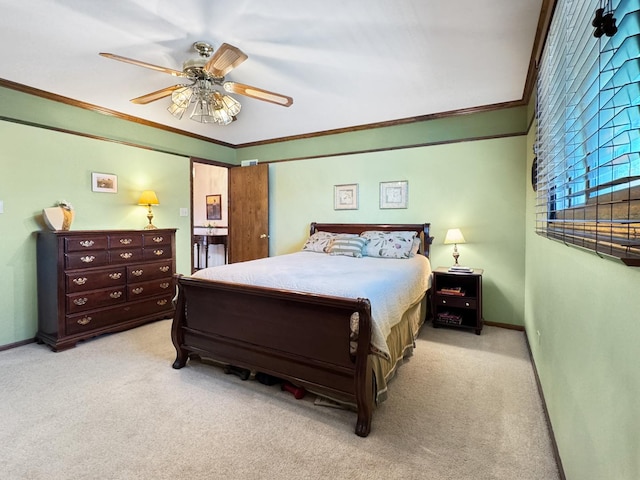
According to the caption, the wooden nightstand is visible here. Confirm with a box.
[432,267,483,335]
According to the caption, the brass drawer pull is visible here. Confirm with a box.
[77,316,92,325]
[132,269,143,276]
[72,277,87,285]
[79,240,94,248]
[109,272,122,280]
[80,255,95,263]
[119,238,132,245]
[160,266,170,273]
[132,287,144,295]
[157,299,168,306]
[441,299,447,304]
[120,252,133,259]
[110,291,123,299]
[153,249,164,256]
[73,298,88,306]
[465,302,470,307]
[160,282,170,289]
[152,236,164,243]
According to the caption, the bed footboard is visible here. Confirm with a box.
[171,274,375,437]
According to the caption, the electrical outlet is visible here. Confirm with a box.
[179,208,189,217]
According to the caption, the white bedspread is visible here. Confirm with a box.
[191,252,432,357]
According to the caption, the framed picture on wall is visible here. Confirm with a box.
[206,194,222,220]
[91,172,118,193]
[379,180,408,209]
[334,184,359,210]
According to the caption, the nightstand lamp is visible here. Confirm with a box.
[138,190,159,230]
[444,228,466,266]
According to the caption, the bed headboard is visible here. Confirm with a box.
[309,222,434,258]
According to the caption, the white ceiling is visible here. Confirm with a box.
[0,0,543,146]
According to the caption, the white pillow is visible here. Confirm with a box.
[360,231,417,259]
[409,236,421,257]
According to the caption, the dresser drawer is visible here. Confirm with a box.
[127,278,174,300]
[127,261,173,282]
[66,267,126,293]
[66,287,126,313]
[435,296,477,309]
[144,232,171,246]
[65,236,108,252]
[65,251,109,270]
[110,248,144,264]
[143,246,172,260]
[65,294,173,336]
[110,233,143,249]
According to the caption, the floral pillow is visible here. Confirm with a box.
[360,230,417,259]
[302,231,336,253]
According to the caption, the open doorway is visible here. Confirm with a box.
[191,159,229,272]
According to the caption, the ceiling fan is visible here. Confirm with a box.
[100,41,293,126]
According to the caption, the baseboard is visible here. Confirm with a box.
[484,320,524,331]
[524,332,567,480]
[0,337,36,352]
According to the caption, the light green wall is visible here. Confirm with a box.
[269,136,527,327]
[237,106,528,162]
[0,85,237,164]
[0,121,192,345]
[524,126,640,480]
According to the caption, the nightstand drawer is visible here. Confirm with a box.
[435,296,476,309]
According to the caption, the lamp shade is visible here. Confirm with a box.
[444,228,466,245]
[138,190,159,206]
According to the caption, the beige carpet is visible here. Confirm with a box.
[0,320,560,480]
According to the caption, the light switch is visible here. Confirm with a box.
[179,208,189,217]
[0,200,4,213]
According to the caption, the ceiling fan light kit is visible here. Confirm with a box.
[100,41,293,126]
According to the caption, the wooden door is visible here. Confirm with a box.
[228,163,269,263]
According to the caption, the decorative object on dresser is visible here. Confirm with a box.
[443,228,468,270]
[36,229,177,351]
[42,200,74,231]
[138,191,160,230]
[432,267,483,335]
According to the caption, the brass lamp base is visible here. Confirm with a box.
[452,244,460,265]
[144,206,157,230]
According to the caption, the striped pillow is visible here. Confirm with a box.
[328,236,367,258]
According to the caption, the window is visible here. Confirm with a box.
[535,0,640,265]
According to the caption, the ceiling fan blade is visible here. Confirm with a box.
[99,52,187,78]
[130,85,183,104]
[204,43,248,77]
[223,82,293,107]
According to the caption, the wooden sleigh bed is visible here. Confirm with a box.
[171,222,433,437]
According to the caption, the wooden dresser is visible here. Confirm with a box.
[36,229,177,351]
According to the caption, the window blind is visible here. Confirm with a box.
[535,0,640,265]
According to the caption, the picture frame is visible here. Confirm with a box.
[334,183,359,210]
[91,172,118,193]
[206,194,222,220]
[379,180,408,209]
